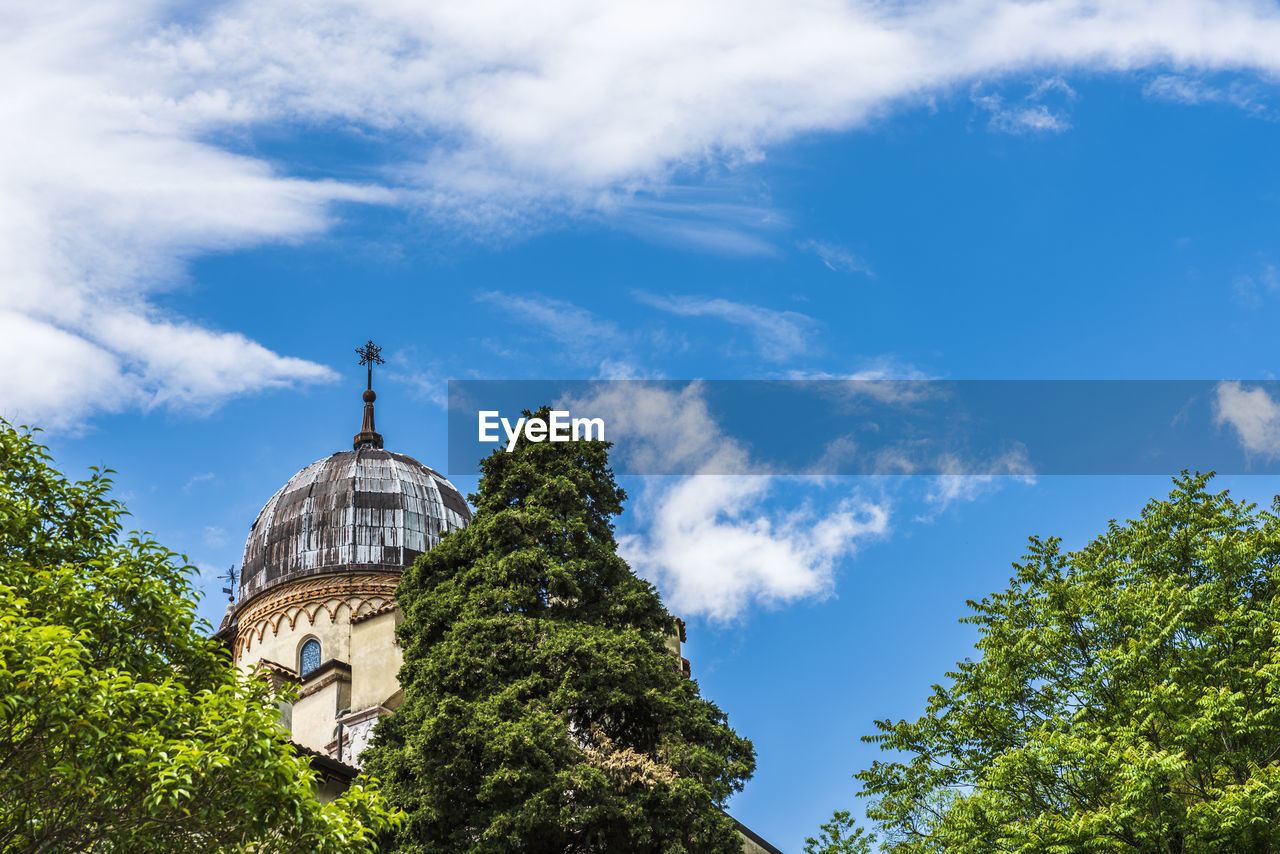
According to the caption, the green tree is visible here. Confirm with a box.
[362,408,754,853]
[0,423,399,853]
[804,811,875,854]
[855,473,1280,852]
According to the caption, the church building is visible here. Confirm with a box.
[217,346,782,853]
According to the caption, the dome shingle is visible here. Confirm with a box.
[239,447,470,603]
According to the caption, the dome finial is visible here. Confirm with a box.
[353,340,385,450]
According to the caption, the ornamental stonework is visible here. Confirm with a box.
[234,571,400,657]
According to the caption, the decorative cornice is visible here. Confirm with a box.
[233,571,400,659]
[350,600,398,625]
[236,569,400,622]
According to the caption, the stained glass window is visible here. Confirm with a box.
[300,638,321,675]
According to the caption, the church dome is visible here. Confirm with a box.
[238,343,471,605]
[239,448,471,603]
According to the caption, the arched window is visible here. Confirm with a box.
[300,638,321,675]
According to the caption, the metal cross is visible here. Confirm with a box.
[355,340,384,390]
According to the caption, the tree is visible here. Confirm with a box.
[855,473,1280,852]
[804,811,875,854]
[362,407,755,853]
[0,422,400,853]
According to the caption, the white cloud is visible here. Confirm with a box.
[971,77,1075,134]
[167,0,1280,202]
[621,477,888,621]
[798,239,874,275]
[0,1,377,428]
[1029,77,1078,101]
[596,359,663,381]
[920,448,1037,514]
[1144,74,1271,116]
[472,293,693,379]
[773,372,1039,496]
[183,472,216,492]
[635,292,816,360]
[1214,380,1280,458]
[988,101,1071,134]
[473,291,635,374]
[0,312,129,428]
[0,305,339,430]
[786,360,940,410]
[787,356,934,382]
[565,379,1039,617]
[93,313,336,411]
[567,380,751,475]
[572,381,889,619]
[10,0,1280,424]
[607,190,785,255]
[386,370,448,409]
[475,292,621,351]
[1145,75,1213,104]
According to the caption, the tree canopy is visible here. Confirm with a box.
[804,811,875,854]
[856,473,1280,852]
[0,423,399,853]
[362,407,755,853]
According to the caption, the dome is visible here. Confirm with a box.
[239,447,471,603]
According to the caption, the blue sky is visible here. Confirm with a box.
[11,1,1280,849]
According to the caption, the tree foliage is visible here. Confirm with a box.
[804,811,876,854]
[857,473,1280,852]
[362,408,755,853]
[0,423,399,853]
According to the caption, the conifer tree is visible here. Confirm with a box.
[363,408,755,853]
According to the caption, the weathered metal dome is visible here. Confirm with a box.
[239,448,471,603]
[236,345,471,605]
